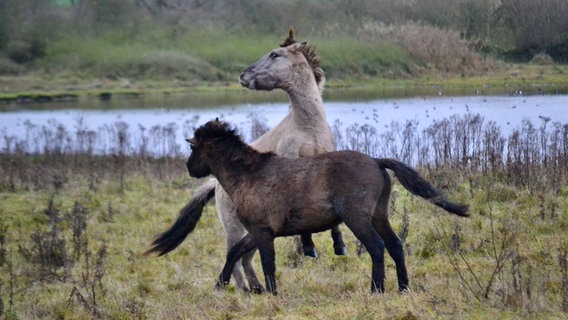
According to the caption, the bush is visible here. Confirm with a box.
[531,53,555,65]
[0,56,25,75]
[494,0,568,60]
[393,23,493,74]
[5,39,45,64]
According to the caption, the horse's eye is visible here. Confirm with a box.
[269,52,280,59]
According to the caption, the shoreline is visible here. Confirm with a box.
[2,64,568,104]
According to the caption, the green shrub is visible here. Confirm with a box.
[5,39,46,65]
[0,56,25,75]
[494,0,568,60]
[531,53,555,65]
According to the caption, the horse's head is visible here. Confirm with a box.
[240,28,324,92]
[239,42,310,91]
[186,119,240,178]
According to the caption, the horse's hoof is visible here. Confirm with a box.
[399,287,411,294]
[371,284,385,294]
[334,246,347,256]
[215,280,229,291]
[250,286,264,295]
[303,248,318,258]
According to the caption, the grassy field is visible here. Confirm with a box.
[1,116,567,319]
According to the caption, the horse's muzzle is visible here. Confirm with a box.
[239,72,253,89]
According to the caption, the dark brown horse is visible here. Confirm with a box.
[186,119,469,295]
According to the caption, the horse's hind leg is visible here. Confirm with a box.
[230,260,248,291]
[341,216,386,292]
[298,234,317,257]
[331,225,347,255]
[217,233,257,290]
[240,249,263,294]
[354,226,386,292]
[373,217,409,292]
[372,171,409,292]
[297,226,347,258]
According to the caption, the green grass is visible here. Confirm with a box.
[2,21,568,102]
[0,157,566,319]
[317,36,414,78]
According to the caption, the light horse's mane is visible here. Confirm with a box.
[281,27,325,90]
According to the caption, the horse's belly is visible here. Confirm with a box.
[276,208,339,237]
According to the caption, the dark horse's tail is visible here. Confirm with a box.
[376,158,469,217]
[144,179,217,256]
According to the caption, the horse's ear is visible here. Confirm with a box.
[280,26,296,47]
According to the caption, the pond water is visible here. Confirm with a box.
[1,90,567,155]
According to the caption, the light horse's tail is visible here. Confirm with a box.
[144,178,217,256]
[376,158,469,217]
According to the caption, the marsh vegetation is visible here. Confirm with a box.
[0,113,567,319]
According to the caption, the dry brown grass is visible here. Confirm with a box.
[393,23,495,75]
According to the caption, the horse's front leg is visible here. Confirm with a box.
[253,229,278,295]
[216,233,257,290]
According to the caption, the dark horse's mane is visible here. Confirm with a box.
[193,119,240,144]
[194,120,275,173]
[281,27,324,86]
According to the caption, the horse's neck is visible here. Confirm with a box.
[286,76,327,131]
[250,70,331,154]
[212,158,247,197]
[211,145,268,196]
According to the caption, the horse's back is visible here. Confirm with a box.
[227,149,386,239]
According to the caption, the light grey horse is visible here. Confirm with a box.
[146,30,346,293]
